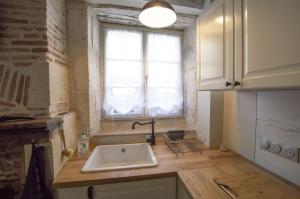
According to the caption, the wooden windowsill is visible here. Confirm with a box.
[93,127,195,136]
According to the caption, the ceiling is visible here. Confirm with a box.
[73,0,203,29]
[93,4,199,30]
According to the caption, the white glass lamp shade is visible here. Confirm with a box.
[139,0,177,28]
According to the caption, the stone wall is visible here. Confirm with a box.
[0,0,50,116]
[0,113,78,197]
[0,136,27,196]
[0,0,69,117]
[47,0,69,116]
[0,0,78,197]
[0,131,50,197]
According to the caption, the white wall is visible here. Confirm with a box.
[196,91,211,144]
[223,90,300,185]
[223,91,256,160]
[255,91,300,186]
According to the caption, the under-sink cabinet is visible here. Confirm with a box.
[57,177,176,199]
[198,0,300,90]
[176,178,192,199]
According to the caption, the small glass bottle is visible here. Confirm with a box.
[77,131,90,157]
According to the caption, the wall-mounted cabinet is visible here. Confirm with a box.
[198,0,300,90]
[198,0,234,90]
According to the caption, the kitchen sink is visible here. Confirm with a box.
[81,143,158,172]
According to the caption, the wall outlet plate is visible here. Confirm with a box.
[259,139,299,163]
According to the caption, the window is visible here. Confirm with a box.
[103,26,183,118]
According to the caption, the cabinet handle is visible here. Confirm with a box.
[87,186,94,199]
[234,81,241,87]
[225,81,232,87]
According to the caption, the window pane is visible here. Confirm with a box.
[104,28,144,117]
[105,29,143,60]
[147,88,183,116]
[147,33,181,63]
[148,62,182,87]
[104,88,144,116]
[105,60,143,87]
[146,33,183,117]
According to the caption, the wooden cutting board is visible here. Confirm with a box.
[178,161,300,199]
[213,172,300,199]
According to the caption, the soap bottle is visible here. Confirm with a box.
[77,129,90,157]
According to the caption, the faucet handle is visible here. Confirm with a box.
[146,134,155,145]
[146,135,151,142]
[151,118,156,123]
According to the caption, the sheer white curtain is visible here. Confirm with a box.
[146,33,183,117]
[103,28,144,116]
[103,28,183,118]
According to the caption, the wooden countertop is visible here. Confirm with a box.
[53,141,300,198]
[178,159,300,199]
[53,141,235,188]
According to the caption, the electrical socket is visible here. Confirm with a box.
[259,138,299,163]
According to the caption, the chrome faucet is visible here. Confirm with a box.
[132,118,156,145]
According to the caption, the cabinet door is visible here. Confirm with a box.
[198,0,234,90]
[235,0,300,89]
[177,178,192,199]
[93,177,176,199]
[57,177,176,199]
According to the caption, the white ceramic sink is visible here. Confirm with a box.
[81,143,158,172]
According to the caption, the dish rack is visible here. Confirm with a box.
[163,131,204,157]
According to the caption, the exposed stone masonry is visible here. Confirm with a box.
[0,0,70,197]
[47,0,69,115]
[0,0,69,117]
[46,0,67,66]
[0,0,47,116]
[0,130,53,198]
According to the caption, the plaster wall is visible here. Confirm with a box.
[196,91,210,144]
[183,23,197,129]
[87,6,101,133]
[223,91,256,160]
[67,2,101,132]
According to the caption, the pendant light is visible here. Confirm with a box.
[139,0,177,28]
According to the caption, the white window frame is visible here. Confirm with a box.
[100,23,184,120]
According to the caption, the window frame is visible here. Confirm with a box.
[100,23,184,120]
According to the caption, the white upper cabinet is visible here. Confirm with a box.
[198,0,234,90]
[235,0,300,89]
[198,0,300,90]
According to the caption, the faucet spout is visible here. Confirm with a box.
[132,121,143,129]
[131,118,156,145]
